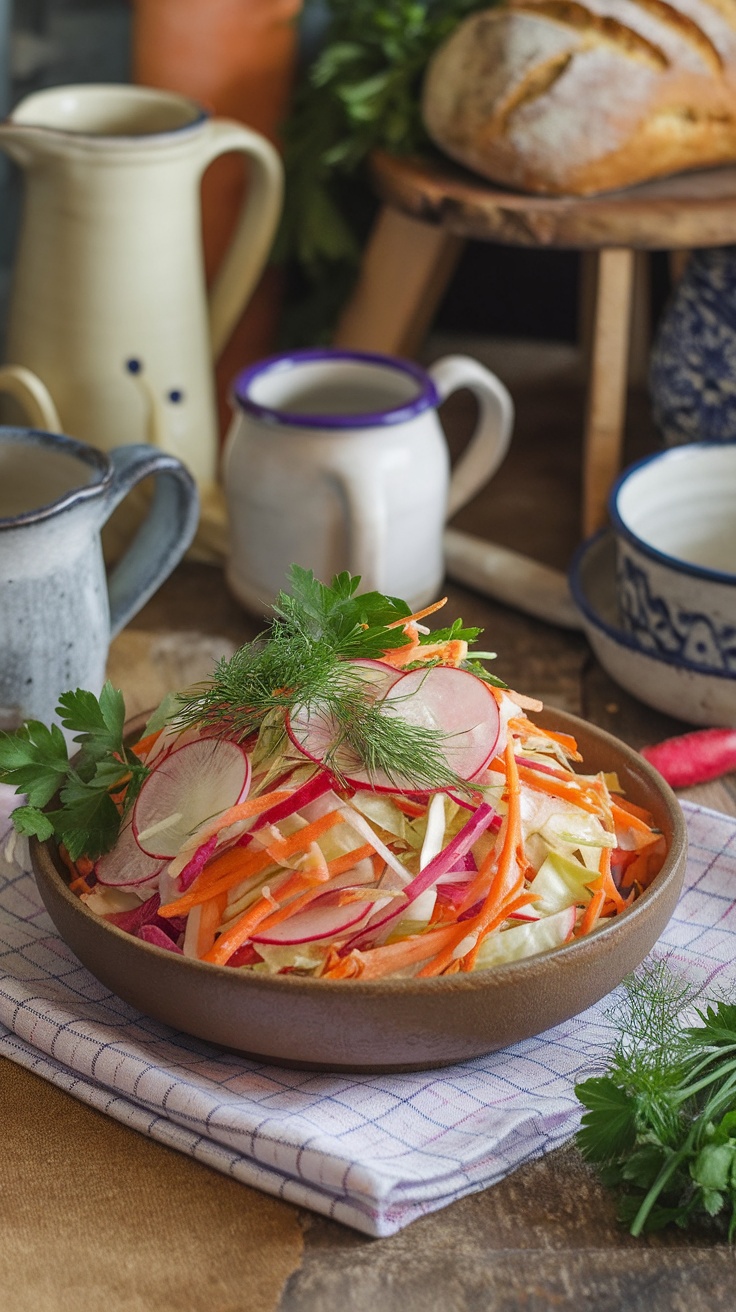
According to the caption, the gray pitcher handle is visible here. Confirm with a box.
[103,445,199,637]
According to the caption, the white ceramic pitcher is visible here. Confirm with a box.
[0,83,283,491]
[223,349,514,612]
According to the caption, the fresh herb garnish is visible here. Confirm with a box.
[0,682,148,860]
[576,960,736,1239]
[176,566,503,790]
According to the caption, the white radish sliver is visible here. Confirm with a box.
[419,793,446,871]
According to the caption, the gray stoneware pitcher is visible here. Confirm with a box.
[0,429,198,730]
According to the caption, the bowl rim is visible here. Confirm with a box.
[608,442,736,586]
[31,706,687,998]
[569,530,736,681]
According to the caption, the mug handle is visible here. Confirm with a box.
[428,355,514,519]
[102,446,199,637]
[0,364,62,430]
[197,119,284,361]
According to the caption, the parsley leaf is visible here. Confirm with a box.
[0,720,69,807]
[57,683,126,759]
[10,805,55,842]
[0,680,147,861]
[576,1077,637,1162]
[277,566,411,654]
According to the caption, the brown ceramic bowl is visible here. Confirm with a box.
[30,708,686,1072]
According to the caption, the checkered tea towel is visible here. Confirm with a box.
[0,791,733,1237]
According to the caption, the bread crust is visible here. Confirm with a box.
[422,1,736,195]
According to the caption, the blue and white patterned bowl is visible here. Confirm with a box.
[609,444,736,675]
[569,531,736,728]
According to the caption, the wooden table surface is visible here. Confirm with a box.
[2,372,736,1311]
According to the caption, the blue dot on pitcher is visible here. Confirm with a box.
[126,358,142,375]
[167,389,184,404]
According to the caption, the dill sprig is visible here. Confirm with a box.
[576,959,736,1239]
[313,692,463,793]
[175,566,499,793]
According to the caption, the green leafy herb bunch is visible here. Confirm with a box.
[0,684,148,860]
[577,960,736,1240]
[277,0,491,343]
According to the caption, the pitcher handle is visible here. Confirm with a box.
[103,446,199,637]
[0,365,62,431]
[197,119,284,361]
[428,355,514,519]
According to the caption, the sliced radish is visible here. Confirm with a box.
[251,771,334,831]
[177,834,218,892]
[250,897,375,946]
[137,924,184,953]
[285,660,405,788]
[380,666,501,781]
[133,737,251,859]
[288,664,500,794]
[95,820,165,888]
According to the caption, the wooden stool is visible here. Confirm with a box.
[335,152,736,537]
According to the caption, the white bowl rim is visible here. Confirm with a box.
[569,529,736,681]
[608,443,736,586]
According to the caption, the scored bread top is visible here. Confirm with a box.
[422,0,736,194]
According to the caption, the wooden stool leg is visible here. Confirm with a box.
[333,205,464,357]
[582,247,636,536]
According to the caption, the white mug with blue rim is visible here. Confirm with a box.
[222,349,514,612]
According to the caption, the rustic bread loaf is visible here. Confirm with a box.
[421,0,736,194]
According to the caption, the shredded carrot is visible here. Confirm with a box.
[322,921,463,980]
[408,639,468,667]
[202,862,332,966]
[181,787,294,850]
[159,847,273,918]
[464,745,525,944]
[420,742,524,977]
[262,808,344,864]
[130,729,162,760]
[69,874,92,894]
[610,799,657,835]
[324,843,374,878]
[380,639,419,668]
[509,716,581,757]
[620,848,663,891]
[386,598,448,629]
[160,810,348,919]
[59,846,94,879]
[197,892,227,958]
[229,846,375,946]
[589,846,626,914]
[197,816,366,965]
[516,764,603,816]
[577,888,606,937]
[371,853,386,880]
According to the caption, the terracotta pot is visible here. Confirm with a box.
[132,0,302,439]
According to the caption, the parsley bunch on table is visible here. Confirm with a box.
[0,683,148,860]
[577,961,736,1239]
[277,0,490,343]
